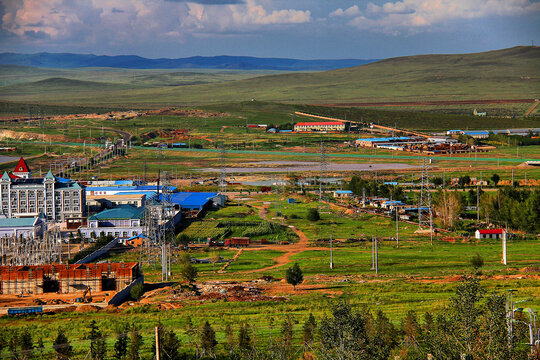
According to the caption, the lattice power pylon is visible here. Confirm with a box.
[418,157,433,236]
[319,140,328,207]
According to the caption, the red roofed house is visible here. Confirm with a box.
[475,229,507,239]
[13,157,31,179]
[294,121,345,132]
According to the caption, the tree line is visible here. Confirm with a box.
[1,276,536,360]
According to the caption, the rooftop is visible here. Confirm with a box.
[357,137,411,142]
[88,205,145,220]
[296,121,344,126]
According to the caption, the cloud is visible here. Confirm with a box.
[0,0,311,47]
[165,0,245,4]
[331,0,540,34]
[329,5,360,17]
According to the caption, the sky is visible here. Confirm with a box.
[0,0,539,59]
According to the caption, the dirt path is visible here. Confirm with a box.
[241,204,327,273]
[525,100,539,116]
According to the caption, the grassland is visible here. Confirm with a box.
[0,46,538,106]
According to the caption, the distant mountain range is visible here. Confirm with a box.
[0,52,378,71]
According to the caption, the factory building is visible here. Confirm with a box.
[294,121,345,132]
[355,137,413,148]
[0,262,140,295]
[0,158,85,222]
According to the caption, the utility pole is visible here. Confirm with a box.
[476,185,480,222]
[502,229,508,265]
[396,209,399,248]
[371,235,375,270]
[374,237,379,274]
[155,326,161,360]
[330,234,334,269]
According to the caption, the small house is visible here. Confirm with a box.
[333,190,353,198]
[475,229,506,239]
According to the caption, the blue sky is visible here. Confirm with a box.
[1,0,539,59]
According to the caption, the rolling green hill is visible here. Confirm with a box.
[0,46,538,106]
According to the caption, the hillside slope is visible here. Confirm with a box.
[0,46,538,106]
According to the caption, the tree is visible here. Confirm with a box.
[225,323,235,355]
[306,208,320,221]
[180,262,198,284]
[433,190,464,228]
[491,173,500,186]
[432,176,443,187]
[319,302,371,360]
[281,316,294,356]
[470,253,484,270]
[89,320,106,360]
[19,329,34,360]
[480,295,510,360]
[285,262,304,290]
[209,251,220,272]
[53,329,72,360]
[130,283,145,302]
[127,325,143,360]
[302,313,317,349]
[113,325,129,360]
[200,321,217,358]
[238,323,252,352]
[176,233,190,249]
[459,175,471,187]
[155,328,182,360]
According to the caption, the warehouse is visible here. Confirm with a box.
[355,137,413,147]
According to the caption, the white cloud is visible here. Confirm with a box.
[329,5,360,17]
[0,0,311,46]
[330,0,540,34]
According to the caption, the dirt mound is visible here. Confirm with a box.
[520,266,540,273]
[144,108,228,117]
[51,306,77,314]
[75,305,101,313]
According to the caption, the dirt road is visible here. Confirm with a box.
[241,205,327,273]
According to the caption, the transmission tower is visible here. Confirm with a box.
[319,140,328,207]
[418,157,433,242]
[219,142,227,193]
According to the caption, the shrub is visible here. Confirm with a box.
[306,208,320,221]
[130,283,145,302]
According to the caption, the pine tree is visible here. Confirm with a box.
[180,262,198,284]
[225,323,234,355]
[53,329,72,360]
[160,329,181,360]
[113,325,129,360]
[19,329,34,360]
[200,321,217,358]
[281,316,293,357]
[285,262,303,290]
[89,320,106,360]
[238,324,252,352]
[302,313,317,348]
[127,325,143,360]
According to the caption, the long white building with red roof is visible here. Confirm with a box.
[294,121,345,132]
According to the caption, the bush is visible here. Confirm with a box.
[470,253,484,269]
[130,283,145,301]
[306,208,320,221]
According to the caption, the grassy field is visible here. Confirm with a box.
[1,236,538,359]
[0,46,538,106]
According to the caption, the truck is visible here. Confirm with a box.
[225,237,250,247]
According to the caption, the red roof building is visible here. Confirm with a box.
[475,229,507,239]
[13,157,31,178]
[294,121,345,132]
